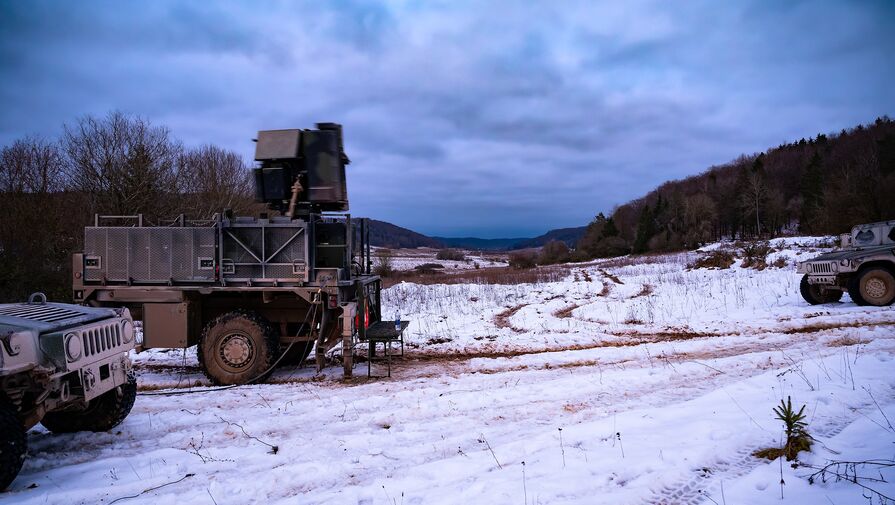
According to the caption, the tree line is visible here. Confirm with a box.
[0,111,257,301]
[574,116,895,260]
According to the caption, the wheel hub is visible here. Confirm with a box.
[865,277,888,299]
[220,333,254,368]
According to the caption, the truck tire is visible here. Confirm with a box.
[849,267,895,307]
[198,311,279,385]
[799,274,843,304]
[0,401,26,491]
[40,373,137,434]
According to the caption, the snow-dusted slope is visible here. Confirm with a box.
[4,238,894,504]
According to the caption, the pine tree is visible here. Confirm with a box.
[799,152,824,232]
[602,217,619,238]
[633,204,654,253]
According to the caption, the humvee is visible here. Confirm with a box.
[797,220,895,306]
[0,293,137,490]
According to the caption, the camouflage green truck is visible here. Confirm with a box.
[1,294,137,490]
[797,220,895,306]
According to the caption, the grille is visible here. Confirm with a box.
[0,304,83,323]
[80,322,123,358]
[810,262,834,274]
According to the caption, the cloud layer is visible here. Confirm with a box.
[1,0,893,237]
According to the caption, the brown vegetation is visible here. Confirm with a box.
[381,264,570,288]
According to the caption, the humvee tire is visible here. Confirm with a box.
[849,267,895,307]
[41,374,137,434]
[799,274,843,304]
[198,311,279,385]
[0,401,26,490]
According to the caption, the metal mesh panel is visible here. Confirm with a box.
[84,226,216,283]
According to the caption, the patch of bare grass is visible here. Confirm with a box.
[494,304,527,333]
[631,284,654,298]
[688,250,735,270]
[827,336,870,347]
[553,304,579,319]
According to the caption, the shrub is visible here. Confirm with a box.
[436,249,465,261]
[688,250,736,270]
[413,262,444,274]
[373,249,395,277]
[538,240,570,265]
[741,241,771,270]
[508,251,538,269]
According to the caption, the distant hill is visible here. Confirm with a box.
[368,220,586,251]
[514,226,587,249]
[432,236,528,250]
[366,219,445,248]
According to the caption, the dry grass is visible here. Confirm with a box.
[494,304,527,333]
[827,336,871,347]
[553,304,580,319]
[688,250,736,270]
[381,264,570,288]
[631,284,654,298]
[600,269,624,284]
[783,320,895,334]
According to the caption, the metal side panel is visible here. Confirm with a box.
[84,227,216,284]
[143,302,195,348]
[221,220,309,284]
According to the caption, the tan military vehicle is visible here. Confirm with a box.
[1,294,136,490]
[797,220,895,306]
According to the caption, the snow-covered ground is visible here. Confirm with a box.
[4,238,895,504]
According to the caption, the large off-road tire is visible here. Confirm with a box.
[799,274,843,305]
[40,373,137,434]
[0,401,26,491]
[198,311,279,385]
[849,267,895,307]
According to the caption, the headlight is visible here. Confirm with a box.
[839,259,850,267]
[64,332,82,361]
[121,320,134,344]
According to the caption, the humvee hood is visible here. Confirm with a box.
[807,245,895,263]
[0,303,118,335]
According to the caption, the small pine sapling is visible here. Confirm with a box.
[755,396,813,461]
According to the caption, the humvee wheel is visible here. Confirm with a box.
[198,311,279,385]
[0,401,26,490]
[799,274,843,305]
[849,267,895,307]
[40,373,137,433]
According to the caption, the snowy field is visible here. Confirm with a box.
[376,247,509,272]
[4,238,895,504]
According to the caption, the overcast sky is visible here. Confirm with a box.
[1,1,893,237]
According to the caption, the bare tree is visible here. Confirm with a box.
[61,111,183,219]
[740,167,767,236]
[0,137,77,301]
[177,145,255,218]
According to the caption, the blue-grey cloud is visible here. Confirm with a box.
[1,0,893,237]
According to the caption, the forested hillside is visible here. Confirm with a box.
[577,117,895,258]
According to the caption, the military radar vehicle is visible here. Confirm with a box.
[797,220,895,306]
[72,124,401,385]
[1,293,136,490]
